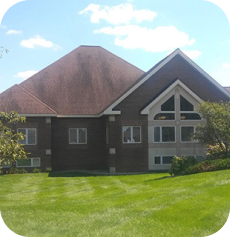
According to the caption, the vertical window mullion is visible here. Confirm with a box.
[77,129,79,144]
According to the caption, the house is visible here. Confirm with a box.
[0,46,230,173]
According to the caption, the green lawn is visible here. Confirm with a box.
[0,170,230,237]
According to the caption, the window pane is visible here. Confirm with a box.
[69,129,77,144]
[32,158,40,167]
[162,156,174,164]
[154,156,161,164]
[181,127,194,142]
[180,95,193,111]
[154,113,175,120]
[154,127,160,142]
[161,96,175,111]
[180,113,201,120]
[17,159,31,167]
[79,128,87,144]
[162,127,175,142]
[18,129,26,145]
[133,127,141,143]
[196,156,203,161]
[28,128,36,145]
[123,127,131,143]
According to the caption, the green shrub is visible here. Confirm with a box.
[186,158,230,175]
[169,156,198,176]
[8,167,19,174]
[32,168,41,173]
[19,169,28,174]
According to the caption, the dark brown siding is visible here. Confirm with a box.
[112,55,229,172]
[51,117,107,171]
[115,55,229,115]
[10,117,51,172]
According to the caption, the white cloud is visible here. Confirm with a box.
[14,70,38,80]
[20,35,60,50]
[95,25,196,53]
[6,29,22,35]
[181,50,202,59]
[79,3,157,25]
[222,63,230,69]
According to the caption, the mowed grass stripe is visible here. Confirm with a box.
[0,170,230,237]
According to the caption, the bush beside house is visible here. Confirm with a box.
[169,156,230,176]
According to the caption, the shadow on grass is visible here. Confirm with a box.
[145,175,178,182]
[48,171,98,177]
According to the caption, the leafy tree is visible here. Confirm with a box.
[195,101,230,158]
[0,111,28,169]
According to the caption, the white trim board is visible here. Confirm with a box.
[141,79,202,114]
[102,49,230,115]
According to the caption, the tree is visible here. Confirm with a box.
[0,111,28,169]
[195,101,230,158]
[0,47,9,58]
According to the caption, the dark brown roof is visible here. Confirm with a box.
[0,85,56,115]
[18,46,144,115]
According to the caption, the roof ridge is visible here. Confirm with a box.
[17,85,57,114]
[98,46,145,74]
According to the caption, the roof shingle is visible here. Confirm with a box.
[19,46,144,115]
[0,85,56,115]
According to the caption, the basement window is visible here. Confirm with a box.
[16,157,40,167]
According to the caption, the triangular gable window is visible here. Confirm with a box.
[180,95,193,111]
[161,95,175,111]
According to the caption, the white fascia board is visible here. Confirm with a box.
[141,79,203,114]
[99,110,121,116]
[102,49,181,115]
[177,51,230,99]
[19,114,57,117]
[103,49,230,115]
[57,114,100,118]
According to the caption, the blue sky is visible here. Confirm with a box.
[0,0,230,93]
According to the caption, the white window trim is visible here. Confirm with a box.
[122,126,141,144]
[180,126,198,143]
[16,157,40,167]
[154,156,174,165]
[69,128,87,144]
[153,126,176,143]
[17,128,37,145]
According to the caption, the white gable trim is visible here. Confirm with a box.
[102,49,182,115]
[102,49,230,115]
[141,79,202,114]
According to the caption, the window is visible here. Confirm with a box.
[69,128,87,144]
[161,96,175,111]
[154,126,175,142]
[0,161,11,168]
[181,126,195,142]
[180,113,201,120]
[16,157,40,167]
[154,156,174,165]
[123,126,141,143]
[18,128,36,145]
[180,95,193,111]
[182,155,204,162]
[154,113,175,120]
